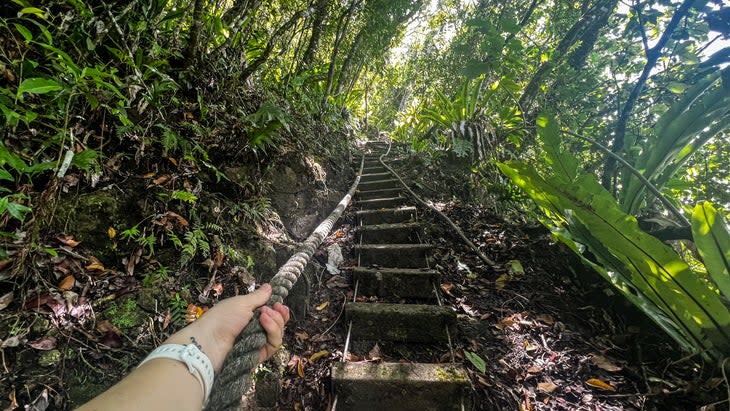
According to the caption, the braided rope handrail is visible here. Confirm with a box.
[205,155,365,411]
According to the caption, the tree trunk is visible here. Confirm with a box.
[297,0,330,74]
[601,0,697,188]
[334,27,365,95]
[324,0,361,103]
[184,0,206,66]
[241,9,307,80]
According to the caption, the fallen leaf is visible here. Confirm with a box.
[186,304,204,323]
[495,316,518,330]
[107,227,117,239]
[0,259,12,271]
[29,336,57,351]
[126,247,143,276]
[1,335,22,348]
[297,358,305,378]
[56,235,80,247]
[0,292,13,311]
[536,314,555,325]
[315,301,330,311]
[309,350,329,363]
[440,283,455,295]
[591,354,622,372]
[152,175,171,185]
[464,350,486,373]
[368,343,382,361]
[212,283,224,298]
[527,365,543,373]
[295,331,309,341]
[6,387,19,411]
[58,275,75,291]
[99,330,123,348]
[162,311,172,330]
[586,378,616,392]
[85,256,105,272]
[142,172,156,178]
[537,381,558,393]
[495,274,510,289]
[508,259,525,275]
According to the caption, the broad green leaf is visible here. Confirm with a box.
[5,200,31,221]
[692,202,730,300]
[667,82,688,94]
[0,168,13,181]
[17,77,62,98]
[536,113,578,182]
[19,7,46,19]
[499,160,730,357]
[13,23,32,42]
[464,351,486,373]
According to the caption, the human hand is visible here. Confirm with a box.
[163,283,290,372]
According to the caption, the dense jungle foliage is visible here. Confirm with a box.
[0,0,729,408]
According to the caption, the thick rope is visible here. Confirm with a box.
[205,155,364,411]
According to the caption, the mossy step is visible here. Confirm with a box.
[358,222,420,244]
[358,178,399,191]
[362,166,387,173]
[332,362,469,411]
[354,243,431,268]
[357,187,402,200]
[356,196,406,210]
[345,302,455,342]
[356,206,416,225]
[359,172,391,182]
[352,267,438,298]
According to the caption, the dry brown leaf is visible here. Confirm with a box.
[368,343,382,361]
[0,292,13,311]
[295,331,309,341]
[536,314,555,325]
[297,358,305,378]
[142,172,156,178]
[85,262,105,271]
[58,275,75,291]
[586,378,616,392]
[309,350,329,363]
[315,301,329,311]
[537,381,558,393]
[57,235,80,247]
[28,336,57,351]
[591,354,622,372]
[440,283,454,295]
[6,387,19,411]
[152,175,171,185]
[526,365,542,373]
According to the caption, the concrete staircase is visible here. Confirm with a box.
[331,142,470,411]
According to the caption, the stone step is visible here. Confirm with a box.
[356,206,416,225]
[359,172,391,182]
[358,178,399,191]
[356,196,406,210]
[332,362,469,411]
[355,243,431,268]
[362,166,387,174]
[352,267,438,298]
[345,302,455,343]
[357,187,402,200]
[358,222,421,244]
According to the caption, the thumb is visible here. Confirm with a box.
[244,283,272,309]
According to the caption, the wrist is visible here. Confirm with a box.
[163,324,231,373]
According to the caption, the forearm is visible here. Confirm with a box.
[77,358,204,411]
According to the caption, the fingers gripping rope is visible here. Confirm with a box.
[205,156,364,411]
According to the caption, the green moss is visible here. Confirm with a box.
[435,366,467,382]
[104,298,144,330]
